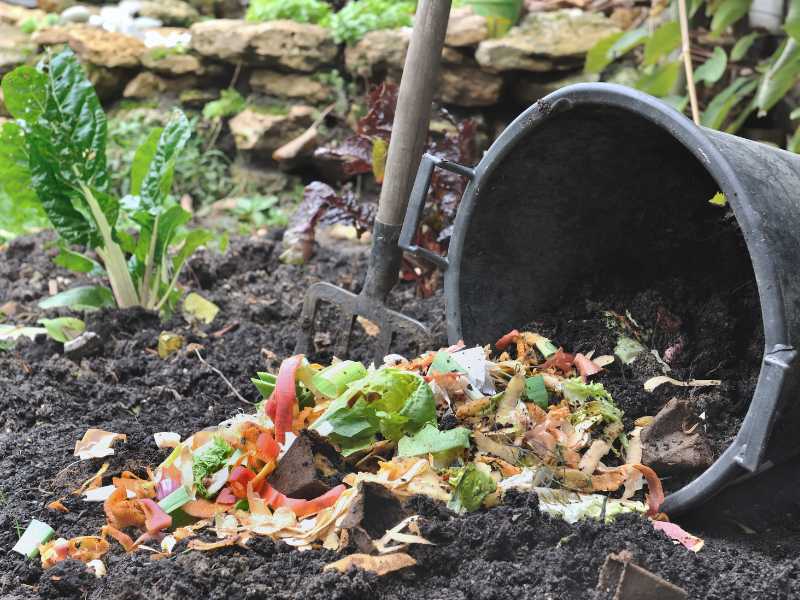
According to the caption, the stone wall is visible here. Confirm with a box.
[0,2,623,161]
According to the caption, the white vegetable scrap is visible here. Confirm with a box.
[74,429,127,460]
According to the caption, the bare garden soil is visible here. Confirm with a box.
[1,232,799,599]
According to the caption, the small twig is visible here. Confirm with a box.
[677,0,700,125]
[211,321,240,338]
[194,349,252,404]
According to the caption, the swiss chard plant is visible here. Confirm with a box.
[0,50,216,314]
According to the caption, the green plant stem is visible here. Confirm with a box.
[153,263,184,312]
[79,183,140,308]
[140,212,160,309]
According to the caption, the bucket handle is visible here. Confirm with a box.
[399,153,475,271]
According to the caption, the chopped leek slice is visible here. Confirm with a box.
[311,360,367,398]
[535,338,558,358]
[158,485,193,514]
[12,519,55,558]
[251,374,276,399]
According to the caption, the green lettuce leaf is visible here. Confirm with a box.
[524,375,548,409]
[192,436,233,498]
[429,351,466,375]
[313,368,436,451]
[447,463,496,513]
[563,378,622,424]
[311,360,368,398]
[397,424,471,457]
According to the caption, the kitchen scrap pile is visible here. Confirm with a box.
[12,328,704,578]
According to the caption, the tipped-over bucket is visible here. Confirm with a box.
[400,83,800,514]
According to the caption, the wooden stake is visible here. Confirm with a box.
[678,0,700,125]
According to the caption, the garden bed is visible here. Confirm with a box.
[1,232,799,600]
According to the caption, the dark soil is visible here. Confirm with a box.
[1,232,798,600]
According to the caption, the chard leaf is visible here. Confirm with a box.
[608,28,648,60]
[0,122,46,234]
[447,463,496,513]
[139,111,191,210]
[130,128,162,197]
[701,76,757,129]
[38,317,85,343]
[397,424,471,457]
[38,285,116,311]
[755,39,800,116]
[25,50,112,246]
[54,246,104,275]
[153,204,191,266]
[171,228,215,273]
[1,65,47,121]
[731,32,759,61]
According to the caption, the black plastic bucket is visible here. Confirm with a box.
[400,83,800,514]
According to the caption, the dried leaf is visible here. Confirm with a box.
[324,552,416,576]
[187,535,240,552]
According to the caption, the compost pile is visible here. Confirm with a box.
[17,326,709,574]
[2,235,800,600]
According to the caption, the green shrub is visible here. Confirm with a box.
[202,89,246,119]
[246,0,332,23]
[329,0,415,44]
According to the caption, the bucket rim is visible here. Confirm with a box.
[445,82,791,514]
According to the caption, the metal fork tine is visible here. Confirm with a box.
[335,311,355,358]
[377,326,395,361]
